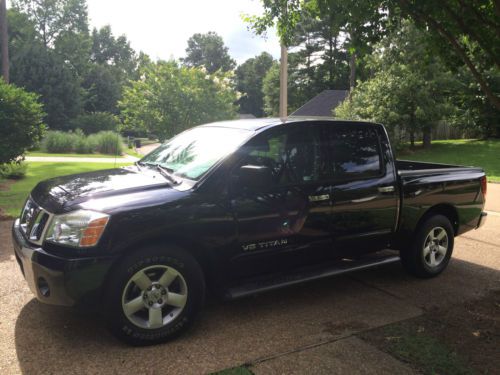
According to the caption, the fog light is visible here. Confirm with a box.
[37,277,50,297]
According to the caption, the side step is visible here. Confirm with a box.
[226,254,400,299]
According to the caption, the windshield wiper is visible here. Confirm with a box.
[155,164,181,185]
[139,162,181,185]
[134,161,144,170]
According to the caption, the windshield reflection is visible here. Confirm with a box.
[141,126,252,181]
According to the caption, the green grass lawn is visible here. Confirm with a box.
[0,162,131,218]
[123,148,143,159]
[26,151,129,158]
[397,139,500,182]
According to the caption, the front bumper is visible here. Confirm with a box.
[12,219,115,307]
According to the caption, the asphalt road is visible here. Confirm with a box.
[0,187,498,374]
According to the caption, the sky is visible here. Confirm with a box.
[85,0,281,64]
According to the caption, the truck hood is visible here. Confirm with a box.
[31,167,172,213]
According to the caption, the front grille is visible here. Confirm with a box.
[19,197,52,245]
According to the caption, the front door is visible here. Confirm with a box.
[228,123,333,279]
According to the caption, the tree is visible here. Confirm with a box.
[0,80,45,163]
[119,61,237,140]
[182,31,236,74]
[249,0,500,111]
[12,0,88,48]
[8,8,83,130]
[262,58,304,116]
[235,52,274,117]
[335,21,456,148]
[392,0,500,110]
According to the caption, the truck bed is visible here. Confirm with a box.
[396,160,484,180]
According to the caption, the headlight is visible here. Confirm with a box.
[45,210,110,247]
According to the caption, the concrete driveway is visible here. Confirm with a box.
[0,186,499,374]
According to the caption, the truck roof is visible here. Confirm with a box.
[199,117,380,131]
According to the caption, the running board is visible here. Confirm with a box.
[226,255,400,299]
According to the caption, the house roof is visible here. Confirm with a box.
[291,90,349,117]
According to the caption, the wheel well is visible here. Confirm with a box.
[101,236,213,301]
[417,204,459,235]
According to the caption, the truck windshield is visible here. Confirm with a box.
[140,126,252,181]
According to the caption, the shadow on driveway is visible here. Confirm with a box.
[14,257,499,374]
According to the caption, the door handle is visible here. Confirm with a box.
[378,186,395,193]
[308,194,330,202]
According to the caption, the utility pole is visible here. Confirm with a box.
[279,44,287,119]
[278,2,288,120]
[0,0,8,83]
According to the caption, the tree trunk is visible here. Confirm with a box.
[422,127,432,148]
[0,0,8,83]
[349,52,356,91]
[410,131,415,148]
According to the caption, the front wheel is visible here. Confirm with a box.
[105,246,205,346]
[400,215,454,278]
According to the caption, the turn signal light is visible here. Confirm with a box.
[79,217,109,247]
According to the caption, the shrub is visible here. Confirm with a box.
[0,162,27,179]
[69,112,120,135]
[0,81,45,164]
[41,130,123,155]
[42,131,78,153]
[92,131,123,155]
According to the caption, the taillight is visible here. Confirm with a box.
[480,175,487,197]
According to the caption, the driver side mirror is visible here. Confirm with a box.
[236,165,273,190]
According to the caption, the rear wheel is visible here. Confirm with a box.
[400,215,454,278]
[105,246,205,346]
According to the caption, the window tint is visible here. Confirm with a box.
[329,126,382,179]
[239,126,326,185]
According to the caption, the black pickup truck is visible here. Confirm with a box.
[12,118,487,345]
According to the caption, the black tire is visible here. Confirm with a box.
[104,245,205,346]
[400,215,454,278]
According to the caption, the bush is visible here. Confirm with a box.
[0,81,45,164]
[69,112,120,135]
[41,130,123,155]
[0,162,27,179]
[42,131,78,153]
[91,131,123,155]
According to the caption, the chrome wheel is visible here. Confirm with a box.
[121,265,188,329]
[423,226,448,268]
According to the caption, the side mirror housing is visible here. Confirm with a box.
[237,165,273,190]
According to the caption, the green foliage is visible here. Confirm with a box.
[7,3,139,130]
[119,60,237,141]
[8,8,84,131]
[182,32,236,74]
[69,112,120,134]
[262,60,305,116]
[0,162,27,179]
[335,21,457,147]
[88,131,123,155]
[42,130,81,153]
[42,130,122,155]
[235,52,275,117]
[0,81,46,164]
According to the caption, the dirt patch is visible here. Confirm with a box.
[359,290,500,374]
[0,179,14,191]
[0,207,13,221]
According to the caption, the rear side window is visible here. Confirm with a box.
[328,126,382,180]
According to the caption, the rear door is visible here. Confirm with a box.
[228,123,334,278]
[326,124,399,254]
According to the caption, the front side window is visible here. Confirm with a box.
[328,126,382,180]
[238,126,325,185]
[141,126,253,180]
